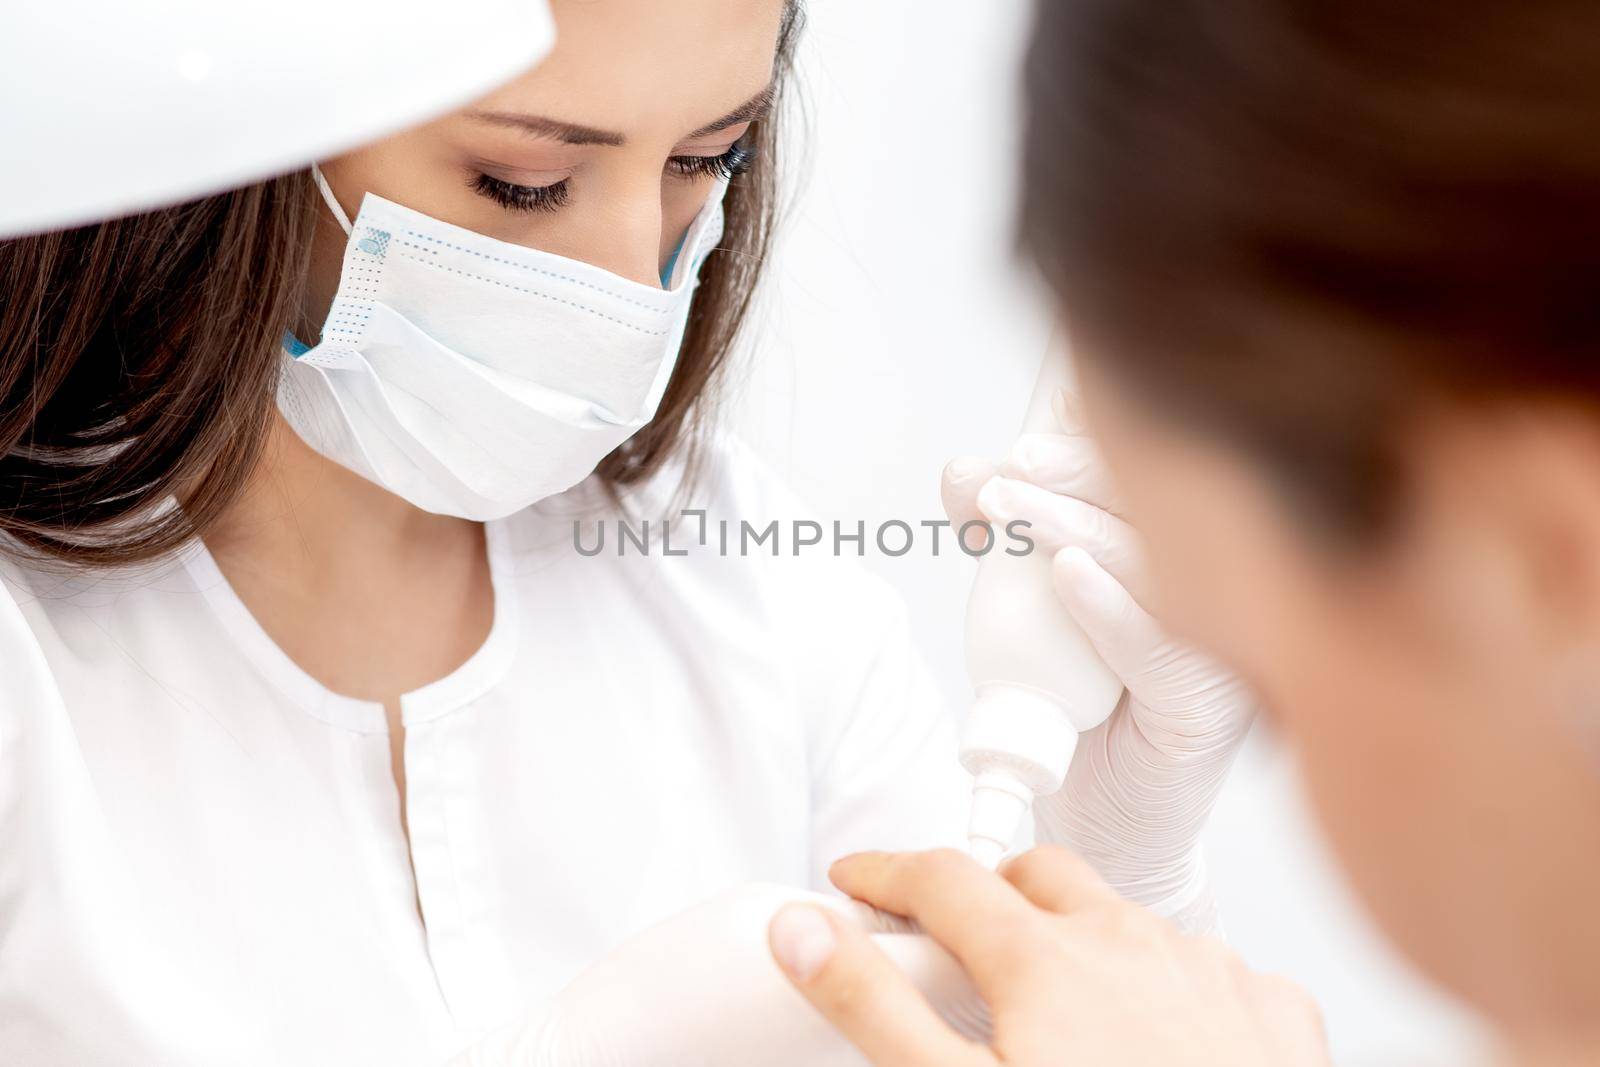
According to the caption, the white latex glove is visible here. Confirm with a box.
[449,883,988,1067]
[942,392,1256,935]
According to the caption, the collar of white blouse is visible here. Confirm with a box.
[178,516,521,734]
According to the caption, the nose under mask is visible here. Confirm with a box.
[277,165,727,520]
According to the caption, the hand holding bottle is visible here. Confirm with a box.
[943,391,1256,933]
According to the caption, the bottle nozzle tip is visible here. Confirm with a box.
[966,773,1030,871]
[969,836,1007,870]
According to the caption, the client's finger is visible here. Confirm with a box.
[836,898,919,935]
[998,845,1122,915]
[829,849,1041,998]
[873,934,993,1043]
[769,905,994,1067]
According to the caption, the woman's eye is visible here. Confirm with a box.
[667,140,758,181]
[470,172,571,214]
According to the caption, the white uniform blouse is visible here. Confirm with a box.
[0,440,968,1066]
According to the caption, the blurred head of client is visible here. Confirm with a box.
[1024,0,1600,1036]
[770,2,1600,1064]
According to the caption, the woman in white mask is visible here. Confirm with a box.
[0,0,1255,1063]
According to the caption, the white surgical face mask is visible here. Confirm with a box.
[277,166,727,520]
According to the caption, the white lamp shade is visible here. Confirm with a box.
[0,0,555,237]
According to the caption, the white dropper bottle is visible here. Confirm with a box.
[959,351,1126,868]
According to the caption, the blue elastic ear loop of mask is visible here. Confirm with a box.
[660,236,687,288]
[283,331,311,358]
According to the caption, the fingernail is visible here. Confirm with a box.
[770,905,837,982]
[829,850,876,873]
[944,456,991,485]
[976,476,1019,520]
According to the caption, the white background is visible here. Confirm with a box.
[728,1,1488,1063]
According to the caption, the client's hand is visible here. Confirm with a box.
[451,882,987,1067]
[770,847,1331,1067]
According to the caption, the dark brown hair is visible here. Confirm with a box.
[1021,0,1600,534]
[0,4,803,568]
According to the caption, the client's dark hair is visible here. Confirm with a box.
[1021,0,1600,535]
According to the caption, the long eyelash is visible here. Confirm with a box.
[470,172,571,214]
[669,141,758,181]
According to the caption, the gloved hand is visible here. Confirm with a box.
[449,883,988,1067]
[943,390,1256,934]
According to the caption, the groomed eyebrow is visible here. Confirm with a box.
[468,83,776,149]
[684,83,776,140]
[467,112,625,147]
